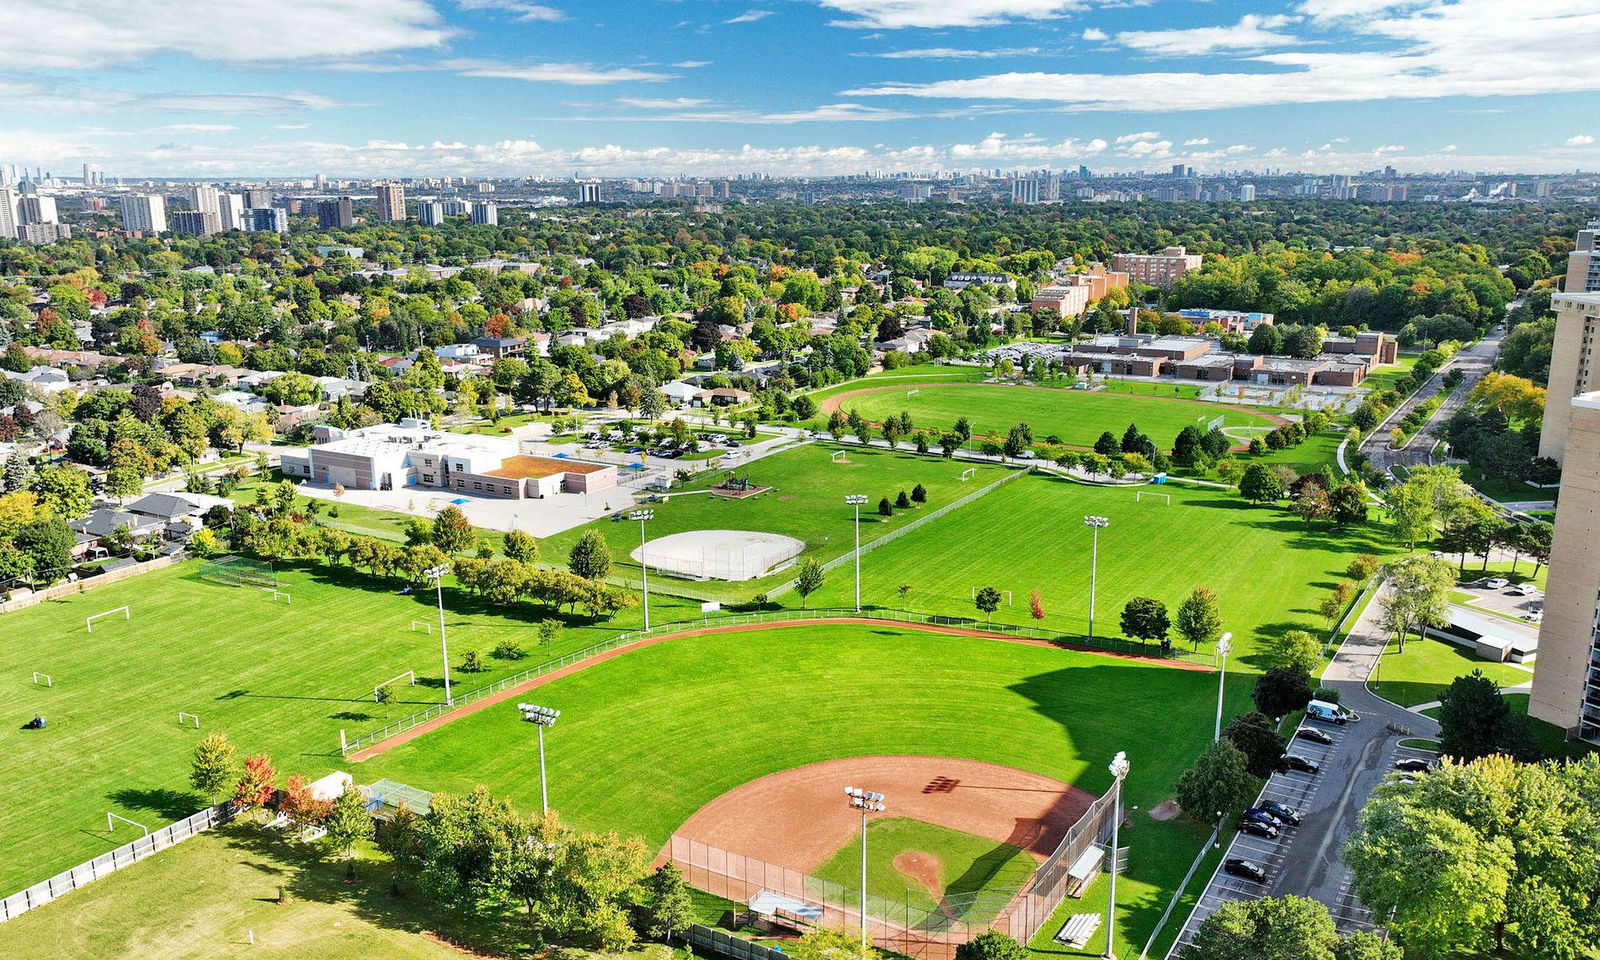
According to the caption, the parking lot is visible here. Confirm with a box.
[1167,722,1441,954]
[1457,576,1545,624]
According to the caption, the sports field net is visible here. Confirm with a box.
[668,784,1119,960]
[632,531,805,582]
[198,555,279,589]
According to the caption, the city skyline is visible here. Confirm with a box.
[1,0,1598,178]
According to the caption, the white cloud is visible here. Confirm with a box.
[0,0,452,70]
[1082,28,1109,41]
[1114,14,1301,56]
[1115,130,1161,143]
[450,60,675,85]
[725,10,773,23]
[844,1,1600,112]
[1183,137,1210,145]
[454,0,566,21]
[617,97,713,109]
[1373,143,1406,153]
[275,123,313,129]
[155,123,238,132]
[1441,143,1457,151]
[866,46,1041,59]
[1566,134,1595,146]
[1120,138,1173,157]
[674,60,712,68]
[575,102,927,124]
[814,0,1089,29]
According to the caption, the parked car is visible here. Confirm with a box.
[1257,800,1303,827]
[1238,818,1279,839]
[1509,583,1538,597]
[1523,610,1544,624]
[1394,758,1435,773]
[1482,577,1510,589]
[1295,726,1335,745]
[1241,808,1283,828]
[1224,858,1268,883]
[1281,755,1321,774]
[1305,700,1358,725]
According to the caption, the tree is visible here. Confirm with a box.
[1380,555,1455,651]
[189,731,238,802]
[567,530,613,580]
[1291,485,1332,527]
[642,863,695,943]
[1119,596,1170,646]
[911,483,926,503]
[955,931,1027,960]
[1175,587,1223,651]
[1176,739,1258,820]
[431,505,475,555]
[1028,589,1045,622]
[1346,554,1382,582]
[503,528,538,564]
[1253,666,1314,718]
[1182,895,1339,960]
[895,489,911,509]
[1437,670,1536,762]
[1328,482,1369,527]
[1239,462,1284,504]
[538,618,562,646]
[877,496,892,517]
[793,925,882,960]
[974,585,1002,624]
[793,558,824,608]
[1222,712,1288,779]
[1266,629,1323,677]
[233,754,278,812]
[1094,430,1120,456]
[323,784,373,877]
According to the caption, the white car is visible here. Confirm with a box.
[1482,577,1510,589]
[1509,583,1539,597]
[1523,610,1544,624]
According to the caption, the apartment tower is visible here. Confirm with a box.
[375,183,407,222]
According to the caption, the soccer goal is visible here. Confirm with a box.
[971,586,1014,606]
[269,590,292,604]
[31,672,52,687]
[374,670,417,702]
[85,606,130,632]
[177,712,201,729]
[959,467,977,481]
[831,450,849,463]
[409,620,433,634]
[199,555,278,589]
[907,388,920,397]
[1135,491,1171,504]
[106,812,149,838]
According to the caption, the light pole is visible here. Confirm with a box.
[425,563,453,706]
[845,786,886,950]
[631,509,653,630]
[518,703,560,814]
[1213,632,1233,741]
[1104,752,1130,960]
[845,495,868,612]
[1083,516,1109,640]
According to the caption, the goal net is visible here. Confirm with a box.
[200,555,279,589]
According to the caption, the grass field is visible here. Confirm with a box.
[227,471,479,548]
[810,818,1035,927]
[0,560,712,896]
[795,473,1395,665]
[360,621,1221,954]
[1368,636,1531,707]
[814,381,1275,451]
[542,442,1014,602]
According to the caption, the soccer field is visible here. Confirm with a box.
[541,442,1015,601]
[0,560,709,896]
[820,381,1276,450]
[797,473,1397,664]
[360,621,1218,952]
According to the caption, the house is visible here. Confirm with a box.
[124,491,233,540]
[68,507,164,556]
[3,366,72,393]
[660,380,701,407]
[213,390,272,413]
[472,336,527,360]
[315,376,369,401]
[695,387,751,407]
[435,343,481,361]
[942,272,1016,291]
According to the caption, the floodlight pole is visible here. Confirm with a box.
[1214,633,1233,741]
[537,722,548,814]
[519,703,560,815]
[1105,752,1130,960]
[1084,516,1109,641]
[426,563,453,707]
[632,509,654,631]
[846,495,868,612]
[845,786,886,951]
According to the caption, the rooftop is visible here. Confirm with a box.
[486,455,608,479]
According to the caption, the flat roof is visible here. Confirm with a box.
[486,455,608,479]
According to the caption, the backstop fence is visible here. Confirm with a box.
[198,554,278,589]
[667,786,1120,960]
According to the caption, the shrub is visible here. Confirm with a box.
[459,649,486,673]
[1312,686,1340,704]
[492,639,526,660]
[375,683,395,704]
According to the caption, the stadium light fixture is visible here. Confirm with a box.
[844,786,886,949]
[1083,517,1109,641]
[518,703,562,814]
[1214,633,1233,741]
[631,509,655,631]
[1104,752,1130,960]
[424,563,453,706]
[845,495,868,612]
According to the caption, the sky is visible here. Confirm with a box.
[2,0,1598,179]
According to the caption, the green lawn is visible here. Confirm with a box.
[227,471,483,548]
[360,622,1221,954]
[1368,636,1531,707]
[542,442,1015,602]
[0,559,712,896]
[1457,463,1551,504]
[449,411,550,437]
[794,473,1396,666]
[1360,354,1422,395]
[815,381,1274,450]
[810,818,1035,928]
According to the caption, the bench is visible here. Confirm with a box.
[1055,913,1102,949]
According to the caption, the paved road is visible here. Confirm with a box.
[1360,326,1503,477]
[1167,583,1438,955]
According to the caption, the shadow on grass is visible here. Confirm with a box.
[108,787,200,821]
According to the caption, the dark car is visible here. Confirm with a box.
[1257,800,1303,826]
[1238,818,1279,839]
[1281,755,1321,774]
[1241,807,1283,828]
[1224,858,1268,883]
[1394,758,1435,773]
[1295,726,1334,745]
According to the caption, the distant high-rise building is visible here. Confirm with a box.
[1078,164,1091,179]
[441,199,469,216]
[317,197,354,229]
[82,163,91,186]
[1011,178,1040,204]
[16,194,58,225]
[171,210,221,236]
[191,184,222,221]
[470,201,498,225]
[121,193,167,233]
[1567,219,1600,294]
[218,193,245,231]
[418,201,445,226]
[244,207,288,233]
[375,183,407,222]
[1171,163,1187,177]
[0,187,17,239]
[1109,245,1203,289]
[1238,184,1257,202]
[577,182,601,204]
[18,223,71,244]
[244,188,272,209]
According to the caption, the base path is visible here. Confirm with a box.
[348,618,1211,762]
[674,755,1093,873]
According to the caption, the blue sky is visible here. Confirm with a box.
[2,0,1597,177]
